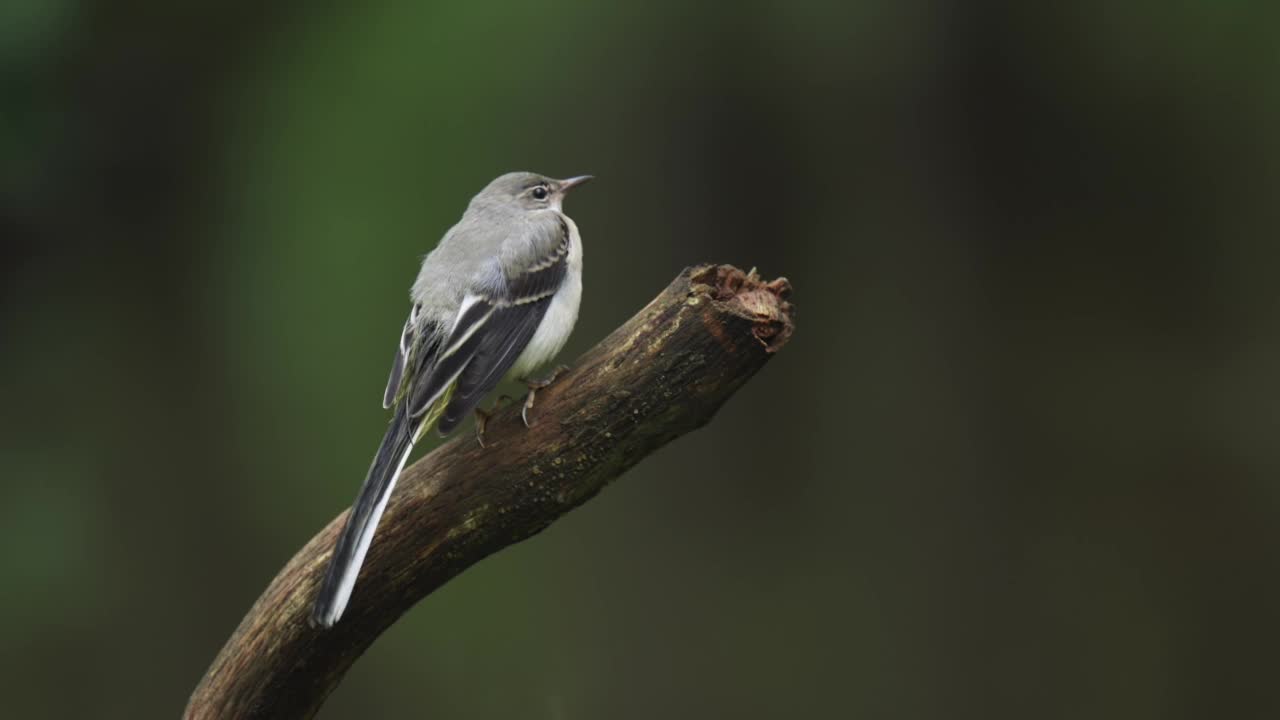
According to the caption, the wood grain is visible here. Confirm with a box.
[185,264,795,719]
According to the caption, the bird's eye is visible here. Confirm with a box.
[531,185,549,200]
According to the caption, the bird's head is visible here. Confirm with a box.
[476,171,593,212]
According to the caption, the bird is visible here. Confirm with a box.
[311,171,592,628]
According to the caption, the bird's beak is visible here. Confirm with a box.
[559,175,594,192]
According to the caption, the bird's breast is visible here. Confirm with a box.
[511,215,582,378]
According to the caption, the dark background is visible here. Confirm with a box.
[3,2,1278,718]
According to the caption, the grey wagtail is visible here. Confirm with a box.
[312,172,592,627]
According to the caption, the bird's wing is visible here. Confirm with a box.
[407,220,571,434]
[382,304,418,408]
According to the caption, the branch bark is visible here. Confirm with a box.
[185,264,795,719]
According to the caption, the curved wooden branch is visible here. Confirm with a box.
[185,264,795,719]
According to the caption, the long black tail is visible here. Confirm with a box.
[311,406,418,627]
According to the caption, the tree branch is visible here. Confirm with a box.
[185,264,795,719]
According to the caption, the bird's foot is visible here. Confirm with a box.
[519,365,570,427]
[473,395,513,448]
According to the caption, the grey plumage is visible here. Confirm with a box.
[312,171,590,628]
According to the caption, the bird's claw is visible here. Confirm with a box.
[520,365,570,428]
[473,410,490,449]
[473,395,513,448]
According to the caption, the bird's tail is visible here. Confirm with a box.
[311,389,451,627]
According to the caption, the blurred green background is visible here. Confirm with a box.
[3,1,1278,718]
